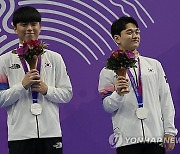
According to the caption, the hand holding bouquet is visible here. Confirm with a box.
[106,50,137,94]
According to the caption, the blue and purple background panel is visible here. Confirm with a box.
[0,1,179,154]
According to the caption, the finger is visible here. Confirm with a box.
[166,146,172,152]
[117,85,128,89]
[30,75,41,80]
[27,73,39,78]
[166,143,175,152]
[117,77,129,81]
[33,79,41,83]
[117,83,129,87]
[31,84,40,88]
[117,76,127,80]
[30,80,41,86]
[117,83,127,86]
[31,83,41,88]
[117,86,128,91]
[31,88,39,92]
[26,72,39,77]
[117,78,128,82]
[117,81,128,85]
[28,69,39,74]
[30,72,40,75]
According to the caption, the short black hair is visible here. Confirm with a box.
[12,6,41,27]
[111,16,138,37]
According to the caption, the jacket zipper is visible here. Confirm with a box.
[35,115,40,138]
[140,119,146,141]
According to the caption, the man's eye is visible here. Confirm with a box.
[21,23,27,26]
[136,31,140,35]
[127,32,132,35]
[31,22,38,26]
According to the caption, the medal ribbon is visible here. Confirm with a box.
[127,58,143,108]
[20,56,41,103]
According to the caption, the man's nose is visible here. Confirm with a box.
[27,24,33,31]
[132,33,139,38]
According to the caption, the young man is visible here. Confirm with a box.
[98,16,177,154]
[0,6,72,154]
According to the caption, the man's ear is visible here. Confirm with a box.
[13,26,17,34]
[39,22,42,32]
[113,35,121,44]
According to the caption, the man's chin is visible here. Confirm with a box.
[130,45,139,51]
[25,37,37,42]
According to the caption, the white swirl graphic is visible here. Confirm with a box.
[42,18,105,55]
[0,0,154,64]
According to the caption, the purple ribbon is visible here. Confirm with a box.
[20,56,41,103]
[127,58,143,108]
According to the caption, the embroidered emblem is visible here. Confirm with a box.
[53,142,62,149]
[9,64,21,69]
[45,62,52,68]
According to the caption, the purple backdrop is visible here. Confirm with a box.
[0,1,179,154]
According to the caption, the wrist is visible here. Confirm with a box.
[42,91,47,95]
[42,86,48,95]
[22,82,28,90]
[116,90,124,96]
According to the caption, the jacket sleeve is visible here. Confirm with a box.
[44,54,73,103]
[157,61,178,136]
[98,68,125,113]
[0,55,27,107]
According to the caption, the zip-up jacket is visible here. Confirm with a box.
[98,56,177,147]
[0,49,73,141]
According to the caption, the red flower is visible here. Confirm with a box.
[112,50,124,59]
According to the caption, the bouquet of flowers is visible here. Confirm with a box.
[106,50,137,94]
[106,50,137,71]
[12,40,47,69]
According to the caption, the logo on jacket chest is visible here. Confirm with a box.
[148,68,154,72]
[44,62,52,68]
[9,64,21,69]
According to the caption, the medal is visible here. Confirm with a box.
[30,103,42,115]
[128,58,148,120]
[136,107,148,119]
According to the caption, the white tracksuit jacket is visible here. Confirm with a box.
[0,49,73,141]
[98,55,177,147]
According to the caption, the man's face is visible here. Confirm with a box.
[114,23,140,51]
[14,22,41,43]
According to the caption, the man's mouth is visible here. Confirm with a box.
[132,40,139,43]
